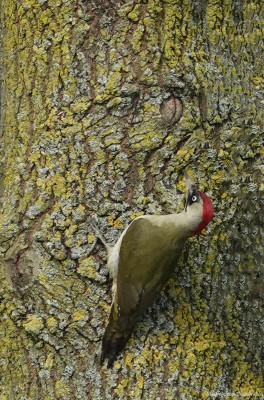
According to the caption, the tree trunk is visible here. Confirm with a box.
[1,0,263,398]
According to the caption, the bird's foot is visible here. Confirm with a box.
[89,219,110,252]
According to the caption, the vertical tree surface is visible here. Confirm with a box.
[0,0,263,398]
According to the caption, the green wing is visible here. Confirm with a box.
[101,216,187,367]
[116,217,185,330]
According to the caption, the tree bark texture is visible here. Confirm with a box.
[0,0,264,399]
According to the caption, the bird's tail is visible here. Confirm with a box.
[100,303,134,368]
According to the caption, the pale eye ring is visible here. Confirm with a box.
[192,195,197,202]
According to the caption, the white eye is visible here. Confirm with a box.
[192,195,197,202]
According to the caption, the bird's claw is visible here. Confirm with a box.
[89,219,110,250]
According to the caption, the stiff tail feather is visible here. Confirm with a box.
[100,304,134,368]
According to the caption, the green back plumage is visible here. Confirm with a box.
[117,217,187,317]
[101,216,189,366]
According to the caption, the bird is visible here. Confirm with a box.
[94,172,214,367]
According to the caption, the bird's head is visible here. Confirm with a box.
[184,171,214,236]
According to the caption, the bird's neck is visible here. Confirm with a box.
[173,209,204,237]
[144,207,203,239]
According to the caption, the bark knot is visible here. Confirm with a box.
[160,97,183,125]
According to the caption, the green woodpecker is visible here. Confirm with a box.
[97,172,214,367]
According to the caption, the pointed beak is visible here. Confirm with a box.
[184,171,197,211]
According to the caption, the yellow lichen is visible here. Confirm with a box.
[72,310,87,322]
[44,353,54,369]
[136,374,144,389]
[77,256,96,278]
[47,317,58,332]
[23,315,44,334]
[107,216,123,228]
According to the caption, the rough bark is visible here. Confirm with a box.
[0,0,263,399]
